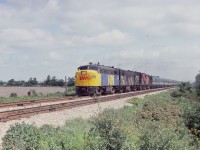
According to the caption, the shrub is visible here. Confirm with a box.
[2,122,40,150]
[195,73,200,98]
[28,90,38,97]
[170,90,182,98]
[39,125,64,150]
[178,82,192,93]
[85,128,106,150]
[137,100,182,126]
[87,109,130,150]
[170,89,198,102]
[39,120,87,150]
[139,123,194,150]
[184,104,200,140]
[9,92,17,98]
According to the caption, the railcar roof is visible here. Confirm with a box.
[79,64,118,71]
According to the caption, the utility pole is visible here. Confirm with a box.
[65,76,68,95]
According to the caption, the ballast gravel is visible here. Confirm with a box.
[0,90,168,149]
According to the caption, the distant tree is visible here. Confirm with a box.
[16,80,25,86]
[57,79,65,86]
[51,76,58,86]
[25,78,38,86]
[7,79,25,86]
[7,79,15,86]
[67,77,75,86]
[0,80,3,86]
[43,75,51,86]
[42,75,64,86]
[195,73,200,97]
[33,78,38,85]
[178,82,192,93]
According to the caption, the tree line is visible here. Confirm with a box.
[0,76,75,87]
[177,72,200,100]
[195,72,200,97]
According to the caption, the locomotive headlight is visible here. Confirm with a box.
[81,71,87,75]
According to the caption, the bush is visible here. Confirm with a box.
[137,100,182,126]
[178,82,192,93]
[38,122,86,150]
[9,92,17,98]
[2,120,87,150]
[170,89,198,102]
[38,125,64,150]
[170,90,182,98]
[139,123,194,150]
[184,104,200,140]
[3,91,199,150]
[87,109,130,150]
[195,73,200,98]
[2,122,40,150]
[28,90,38,97]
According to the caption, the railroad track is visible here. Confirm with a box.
[0,87,172,122]
[0,95,79,109]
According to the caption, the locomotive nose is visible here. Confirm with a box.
[81,71,87,75]
[75,70,101,87]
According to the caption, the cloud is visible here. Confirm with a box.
[113,49,160,60]
[0,0,200,81]
[111,44,200,81]
[62,29,133,47]
[0,28,56,53]
[49,51,63,61]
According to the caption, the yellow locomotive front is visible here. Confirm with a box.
[75,65,101,96]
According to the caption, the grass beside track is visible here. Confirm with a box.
[2,89,200,150]
[0,92,65,103]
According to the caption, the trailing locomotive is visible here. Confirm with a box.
[75,63,177,96]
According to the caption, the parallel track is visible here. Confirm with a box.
[0,87,172,122]
[0,95,78,109]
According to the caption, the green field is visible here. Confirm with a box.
[2,88,200,150]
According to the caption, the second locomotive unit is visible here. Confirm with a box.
[75,63,177,96]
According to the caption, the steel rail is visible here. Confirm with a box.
[0,96,78,109]
[0,87,172,122]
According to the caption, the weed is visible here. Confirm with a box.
[9,92,17,98]
[28,90,38,97]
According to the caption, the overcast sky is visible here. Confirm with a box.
[0,0,200,82]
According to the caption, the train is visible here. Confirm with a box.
[75,63,178,96]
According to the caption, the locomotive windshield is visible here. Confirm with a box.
[78,66,88,70]
[88,66,98,71]
[78,65,99,71]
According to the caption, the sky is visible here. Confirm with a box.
[0,0,200,82]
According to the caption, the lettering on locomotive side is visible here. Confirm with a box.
[80,76,96,80]
[80,76,89,80]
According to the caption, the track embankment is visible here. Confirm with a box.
[0,87,172,122]
[0,88,173,149]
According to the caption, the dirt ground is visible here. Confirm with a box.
[0,87,66,97]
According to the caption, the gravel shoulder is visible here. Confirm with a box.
[0,90,168,149]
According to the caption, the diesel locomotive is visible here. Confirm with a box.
[75,63,177,96]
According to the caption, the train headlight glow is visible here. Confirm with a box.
[81,71,87,75]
